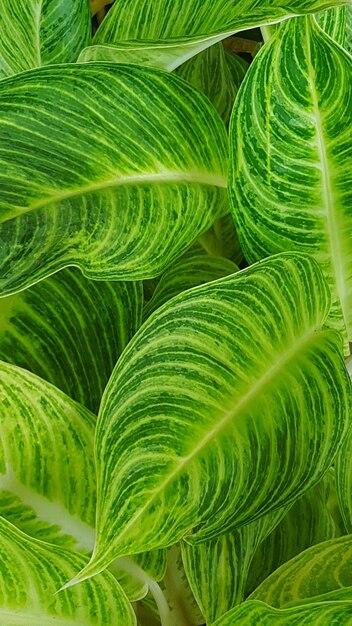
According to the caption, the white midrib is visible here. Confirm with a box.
[0,466,95,552]
[73,326,323,585]
[13,170,228,218]
[305,24,347,329]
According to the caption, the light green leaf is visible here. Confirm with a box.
[198,213,244,266]
[0,516,135,625]
[67,252,350,585]
[181,506,289,623]
[245,471,341,596]
[346,6,352,51]
[0,360,96,549]
[211,599,352,625]
[0,63,228,297]
[0,0,91,78]
[92,0,349,70]
[176,44,238,125]
[143,254,238,320]
[250,535,352,607]
[0,267,142,413]
[229,16,352,349]
[315,6,347,44]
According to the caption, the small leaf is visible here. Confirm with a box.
[0,516,135,625]
[69,252,350,584]
[0,0,91,78]
[0,63,228,296]
[0,267,142,413]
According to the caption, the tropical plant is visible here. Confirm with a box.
[0,1,351,625]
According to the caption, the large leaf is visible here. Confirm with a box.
[91,0,349,69]
[181,506,289,623]
[229,16,352,348]
[250,535,352,607]
[0,0,90,78]
[211,599,352,625]
[0,516,135,625]
[66,252,350,586]
[0,267,142,413]
[0,63,228,297]
[245,471,342,596]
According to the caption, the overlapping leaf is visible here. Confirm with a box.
[181,506,289,623]
[91,0,348,70]
[0,63,228,297]
[67,252,350,586]
[0,268,142,412]
[212,599,352,625]
[245,471,342,596]
[0,517,135,625]
[315,6,347,43]
[229,16,352,348]
[0,0,90,78]
[250,535,352,607]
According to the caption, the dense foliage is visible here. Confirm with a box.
[0,0,351,624]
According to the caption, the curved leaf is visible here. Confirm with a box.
[181,506,289,623]
[0,517,135,625]
[229,16,352,348]
[336,425,352,532]
[0,267,142,413]
[0,0,90,78]
[92,0,348,69]
[143,254,238,320]
[0,63,228,297]
[67,252,350,585]
[212,599,352,625]
[315,6,347,44]
[245,471,341,596]
[250,535,352,607]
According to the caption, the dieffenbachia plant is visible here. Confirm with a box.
[0,1,352,625]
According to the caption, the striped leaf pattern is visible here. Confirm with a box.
[143,254,238,320]
[346,6,352,51]
[245,472,341,596]
[181,506,289,623]
[0,63,228,297]
[0,268,142,413]
[229,16,352,348]
[176,44,239,126]
[336,426,352,532]
[212,600,352,625]
[225,50,249,87]
[250,535,352,607]
[315,6,347,44]
[67,252,351,585]
[0,360,96,550]
[0,0,90,78]
[0,517,135,625]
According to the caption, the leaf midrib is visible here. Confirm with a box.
[6,170,228,221]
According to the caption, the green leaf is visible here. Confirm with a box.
[0,63,228,297]
[225,50,249,87]
[143,254,238,320]
[0,267,142,413]
[176,44,238,126]
[315,6,347,44]
[181,506,289,623]
[250,535,352,607]
[0,516,135,625]
[67,252,350,585]
[198,213,244,266]
[229,16,352,350]
[161,545,204,626]
[0,360,96,549]
[0,0,91,78]
[211,599,352,625]
[92,0,348,69]
[336,424,352,532]
[245,471,342,596]
[346,6,352,51]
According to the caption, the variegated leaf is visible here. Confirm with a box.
[0,63,228,297]
[0,0,90,78]
[0,516,135,625]
[0,268,142,413]
[229,16,352,350]
[67,252,350,586]
[315,6,347,43]
[336,424,352,532]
